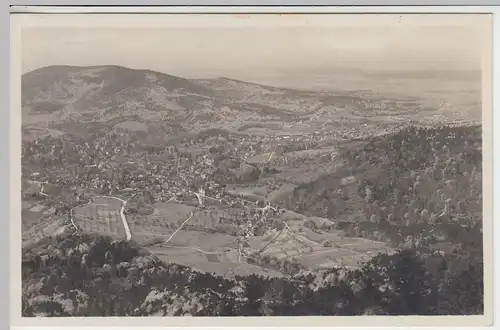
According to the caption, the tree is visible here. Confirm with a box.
[385,250,435,315]
[242,274,266,315]
[438,260,483,315]
[356,250,435,315]
[261,255,271,267]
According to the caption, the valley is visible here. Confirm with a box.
[21,65,482,280]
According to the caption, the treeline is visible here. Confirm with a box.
[22,232,483,317]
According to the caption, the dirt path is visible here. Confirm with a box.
[160,244,219,255]
[162,210,196,244]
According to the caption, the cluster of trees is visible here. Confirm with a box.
[245,252,304,277]
[351,125,481,224]
[22,232,483,317]
[283,125,482,254]
[345,125,482,253]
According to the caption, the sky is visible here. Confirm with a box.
[20,14,489,83]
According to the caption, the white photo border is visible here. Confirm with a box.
[6,5,499,330]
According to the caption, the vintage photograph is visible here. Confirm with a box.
[16,11,491,320]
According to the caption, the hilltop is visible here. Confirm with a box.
[22,65,213,135]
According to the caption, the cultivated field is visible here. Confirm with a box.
[21,199,65,247]
[128,197,394,277]
[147,229,287,278]
[22,216,67,248]
[148,244,285,278]
[247,224,393,270]
[72,196,128,240]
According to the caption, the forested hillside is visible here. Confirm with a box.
[284,125,482,256]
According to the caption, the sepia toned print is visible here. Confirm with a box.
[12,10,493,325]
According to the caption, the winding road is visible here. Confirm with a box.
[95,195,132,241]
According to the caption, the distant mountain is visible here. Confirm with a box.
[21,65,330,138]
[22,65,215,116]
[21,65,477,142]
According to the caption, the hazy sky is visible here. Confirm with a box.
[21,14,489,81]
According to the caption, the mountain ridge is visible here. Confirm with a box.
[21,65,335,138]
[21,64,479,142]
